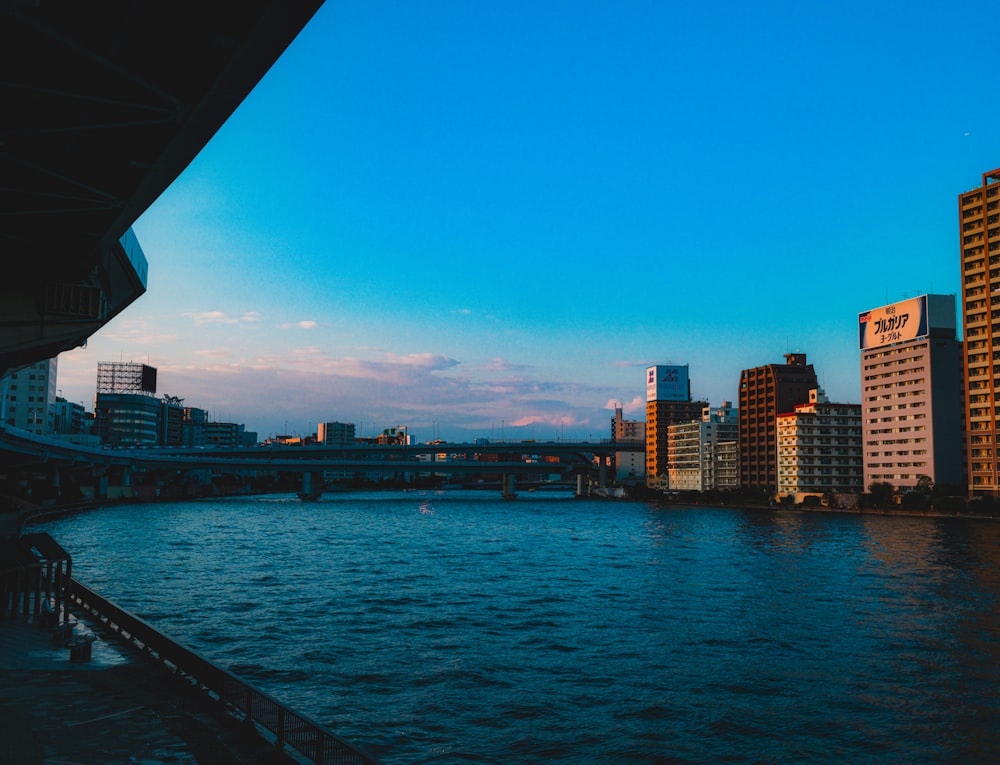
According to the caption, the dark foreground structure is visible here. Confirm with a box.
[0,531,381,764]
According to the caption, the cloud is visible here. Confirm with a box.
[483,357,528,373]
[604,395,645,414]
[183,310,261,325]
[92,319,178,346]
[194,348,233,359]
[278,320,319,330]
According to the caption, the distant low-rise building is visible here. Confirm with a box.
[611,407,645,482]
[318,421,356,445]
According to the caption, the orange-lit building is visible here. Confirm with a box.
[739,353,817,493]
[644,364,706,489]
[960,168,1000,495]
[860,295,963,492]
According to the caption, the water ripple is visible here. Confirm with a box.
[34,493,1000,764]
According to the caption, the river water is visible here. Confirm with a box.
[32,491,1000,763]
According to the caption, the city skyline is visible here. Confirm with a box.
[53,1,1000,441]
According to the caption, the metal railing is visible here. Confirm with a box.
[68,578,382,765]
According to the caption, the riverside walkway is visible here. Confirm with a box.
[0,611,299,764]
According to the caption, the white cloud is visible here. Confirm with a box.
[183,310,261,325]
[604,395,645,414]
[278,320,319,330]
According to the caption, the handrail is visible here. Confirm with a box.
[68,578,382,765]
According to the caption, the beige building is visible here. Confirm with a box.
[777,388,862,502]
[666,402,738,491]
[860,295,964,492]
[960,168,1000,495]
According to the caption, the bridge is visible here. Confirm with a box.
[0,425,645,501]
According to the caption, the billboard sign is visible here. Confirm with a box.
[646,364,689,402]
[858,295,928,350]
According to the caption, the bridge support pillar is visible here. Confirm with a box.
[94,470,108,501]
[599,459,606,489]
[502,473,517,500]
[576,474,585,497]
[121,467,131,487]
[300,471,323,501]
[50,467,61,498]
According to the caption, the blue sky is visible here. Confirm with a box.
[57,0,999,441]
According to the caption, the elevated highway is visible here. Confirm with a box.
[0,425,645,500]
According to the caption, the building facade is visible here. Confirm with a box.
[739,353,818,493]
[860,294,964,492]
[777,388,862,501]
[644,364,707,489]
[1,358,57,434]
[318,421,356,445]
[960,168,1000,495]
[53,397,88,436]
[611,407,645,482]
[95,392,161,446]
[94,361,159,446]
[666,402,738,491]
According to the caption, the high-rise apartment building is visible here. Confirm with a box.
[860,295,964,491]
[739,353,818,492]
[777,388,862,501]
[645,364,706,489]
[960,168,1000,495]
[666,401,738,491]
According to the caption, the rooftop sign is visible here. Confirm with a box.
[858,295,928,350]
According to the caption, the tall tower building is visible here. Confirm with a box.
[739,353,817,492]
[960,168,1000,495]
[645,364,706,489]
[860,295,964,492]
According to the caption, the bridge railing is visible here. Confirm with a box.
[68,578,381,765]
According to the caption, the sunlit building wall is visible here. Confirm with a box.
[739,353,818,492]
[777,388,862,501]
[666,402,738,491]
[645,364,706,489]
[960,168,1000,495]
[860,294,964,492]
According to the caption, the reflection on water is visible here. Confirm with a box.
[34,493,1000,764]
